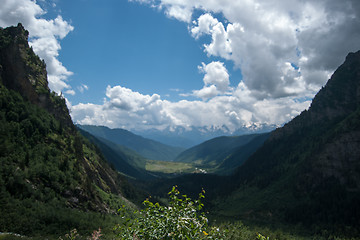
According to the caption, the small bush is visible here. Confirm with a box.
[115,186,225,239]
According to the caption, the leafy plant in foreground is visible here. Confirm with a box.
[256,233,270,240]
[115,186,225,239]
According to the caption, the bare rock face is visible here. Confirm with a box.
[0,23,73,128]
[0,23,45,103]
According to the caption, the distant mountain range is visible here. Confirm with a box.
[78,124,270,176]
[77,128,156,180]
[174,133,270,174]
[78,125,184,161]
[133,124,276,148]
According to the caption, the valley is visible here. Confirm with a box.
[145,159,195,174]
[77,124,270,176]
[1,23,360,240]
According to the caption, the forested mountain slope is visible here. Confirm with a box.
[78,128,156,180]
[221,50,360,229]
[0,24,140,236]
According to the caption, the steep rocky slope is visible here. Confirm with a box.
[0,23,73,127]
[0,24,139,236]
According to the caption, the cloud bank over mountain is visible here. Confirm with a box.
[71,84,309,131]
[2,0,360,132]
[73,0,359,131]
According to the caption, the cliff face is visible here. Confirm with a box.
[0,23,73,128]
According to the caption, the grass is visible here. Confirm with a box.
[145,160,195,174]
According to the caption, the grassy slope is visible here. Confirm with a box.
[216,133,270,174]
[145,160,195,174]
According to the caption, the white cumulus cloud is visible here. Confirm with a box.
[200,61,230,92]
[135,0,360,100]
[78,84,89,93]
[3,0,357,132]
[71,82,311,132]
[192,61,231,100]
[0,0,74,94]
[93,0,358,132]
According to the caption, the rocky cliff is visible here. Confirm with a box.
[0,23,73,128]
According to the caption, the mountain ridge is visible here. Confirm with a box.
[78,127,156,180]
[133,123,276,148]
[0,24,140,236]
[0,23,73,128]
[174,133,270,174]
[224,50,360,227]
[78,124,184,161]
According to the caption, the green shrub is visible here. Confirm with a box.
[115,186,225,239]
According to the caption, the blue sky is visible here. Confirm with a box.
[1,0,360,132]
[56,0,210,103]
[39,0,242,104]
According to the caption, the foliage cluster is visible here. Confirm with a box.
[0,83,135,237]
[52,188,360,240]
[115,186,224,239]
[0,84,74,199]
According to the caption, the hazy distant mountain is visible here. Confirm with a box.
[77,125,184,161]
[174,133,270,174]
[78,128,156,180]
[133,124,276,148]
[216,133,270,174]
